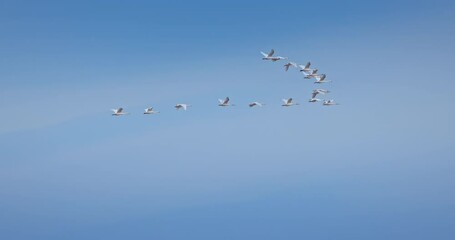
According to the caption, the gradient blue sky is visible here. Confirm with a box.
[1,0,455,239]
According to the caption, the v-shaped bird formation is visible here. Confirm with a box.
[111,49,339,116]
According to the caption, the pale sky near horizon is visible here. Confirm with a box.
[1,0,455,239]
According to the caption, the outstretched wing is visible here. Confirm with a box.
[317,89,328,94]
[312,92,318,99]
[285,62,296,71]
[287,98,293,104]
[223,97,230,104]
[260,51,268,57]
[267,49,275,57]
[117,108,123,113]
[315,74,325,81]
[299,62,311,70]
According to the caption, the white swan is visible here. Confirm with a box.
[261,49,287,62]
[282,98,299,107]
[314,74,331,84]
[313,89,330,95]
[323,100,339,106]
[309,98,322,102]
[299,62,315,73]
[144,107,159,114]
[111,108,128,116]
[175,104,191,110]
[303,69,320,79]
[309,89,329,102]
[218,97,234,107]
[284,62,297,71]
[249,101,264,107]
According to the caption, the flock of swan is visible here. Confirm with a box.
[111,49,339,116]
[261,49,339,105]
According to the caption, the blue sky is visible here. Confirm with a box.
[1,0,455,239]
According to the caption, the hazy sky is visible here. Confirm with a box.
[1,0,455,239]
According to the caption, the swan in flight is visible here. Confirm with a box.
[144,107,159,114]
[249,101,264,107]
[314,74,331,84]
[323,100,339,106]
[309,89,330,102]
[309,91,323,102]
[303,69,320,79]
[261,49,287,62]
[309,98,322,102]
[111,108,128,116]
[284,62,297,71]
[282,98,299,107]
[218,97,234,107]
[299,62,315,73]
[313,89,330,95]
[175,104,191,110]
